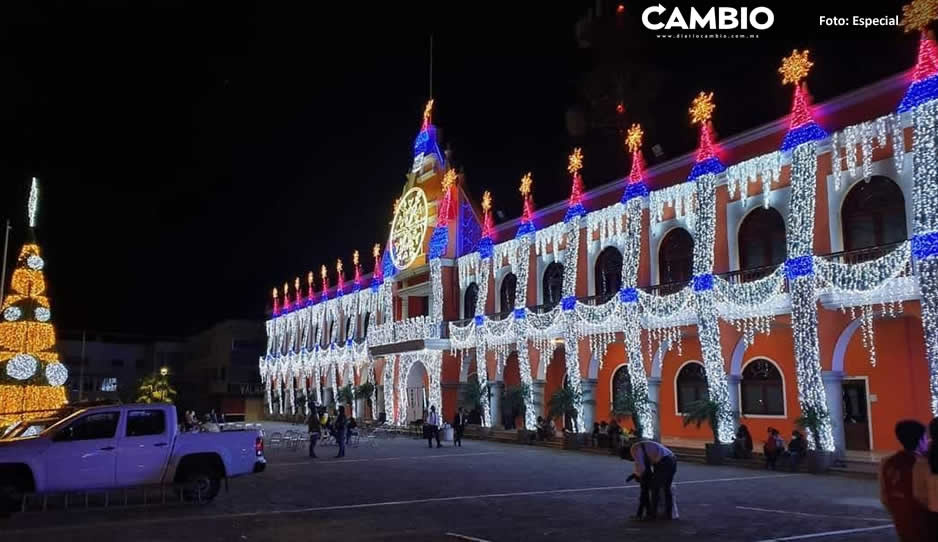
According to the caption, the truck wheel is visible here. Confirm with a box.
[0,483,21,517]
[182,471,221,502]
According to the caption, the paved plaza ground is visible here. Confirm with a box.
[2,430,898,542]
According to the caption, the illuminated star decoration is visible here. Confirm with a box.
[899,0,938,111]
[336,258,345,295]
[477,190,495,258]
[902,0,938,32]
[282,281,291,312]
[517,173,537,238]
[622,124,649,202]
[778,50,828,151]
[564,148,587,222]
[272,287,280,316]
[567,147,583,175]
[688,92,725,180]
[28,178,38,229]
[294,277,301,305]
[779,50,813,86]
[689,92,716,125]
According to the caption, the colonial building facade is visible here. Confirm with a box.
[259,40,938,455]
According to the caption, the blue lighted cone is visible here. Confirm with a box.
[780,122,828,152]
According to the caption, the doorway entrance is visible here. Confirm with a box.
[843,378,871,451]
[405,362,428,423]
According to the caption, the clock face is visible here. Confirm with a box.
[389,187,428,271]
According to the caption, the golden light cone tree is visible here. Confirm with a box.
[0,179,67,424]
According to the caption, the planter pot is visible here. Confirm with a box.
[806,450,835,474]
[441,427,454,442]
[705,443,733,465]
[563,433,587,450]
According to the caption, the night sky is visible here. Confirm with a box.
[0,1,921,336]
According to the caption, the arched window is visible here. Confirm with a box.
[611,365,631,410]
[842,176,907,253]
[362,312,371,338]
[464,283,479,320]
[676,362,708,414]
[658,228,693,290]
[542,262,564,308]
[738,207,786,279]
[595,246,623,300]
[500,273,517,313]
[740,359,784,416]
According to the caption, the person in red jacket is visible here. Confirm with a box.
[880,419,928,541]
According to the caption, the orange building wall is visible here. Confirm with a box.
[842,313,930,452]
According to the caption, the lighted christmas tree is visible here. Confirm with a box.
[564,148,587,222]
[687,91,726,179]
[778,50,828,151]
[621,123,649,202]
[898,0,938,111]
[516,172,537,237]
[477,190,495,259]
[0,179,68,424]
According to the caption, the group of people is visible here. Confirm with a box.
[304,403,358,459]
[880,418,938,541]
[422,405,467,448]
[591,420,631,449]
[730,425,807,471]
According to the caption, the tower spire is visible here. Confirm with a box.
[778,50,828,151]
[622,124,649,202]
[564,148,587,222]
[687,92,726,180]
[898,0,938,111]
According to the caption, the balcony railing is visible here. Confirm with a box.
[821,241,907,267]
[717,263,783,285]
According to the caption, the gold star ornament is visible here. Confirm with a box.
[373,243,381,259]
[519,172,533,197]
[626,123,644,153]
[336,258,344,276]
[353,250,359,267]
[689,92,715,125]
[482,190,493,212]
[567,148,584,175]
[779,50,814,86]
[321,265,328,281]
[902,0,938,32]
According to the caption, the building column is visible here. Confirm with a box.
[822,371,846,457]
[646,376,662,441]
[531,380,546,421]
[727,374,741,424]
[581,379,597,432]
[489,381,504,429]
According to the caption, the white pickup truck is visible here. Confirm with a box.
[0,403,266,513]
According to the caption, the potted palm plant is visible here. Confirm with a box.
[337,384,355,416]
[355,381,376,420]
[682,399,732,464]
[505,383,534,442]
[795,404,834,473]
[612,390,656,440]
